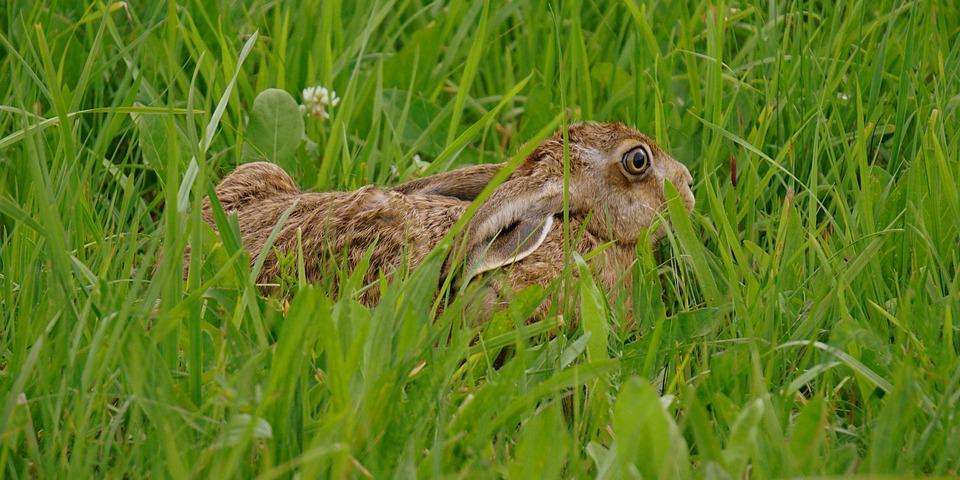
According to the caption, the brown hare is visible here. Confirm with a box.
[195,122,695,310]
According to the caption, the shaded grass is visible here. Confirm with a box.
[1,0,959,477]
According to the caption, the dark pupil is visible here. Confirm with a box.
[632,149,647,170]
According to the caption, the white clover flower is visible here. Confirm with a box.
[412,153,429,172]
[301,85,340,119]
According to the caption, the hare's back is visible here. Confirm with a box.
[236,186,467,286]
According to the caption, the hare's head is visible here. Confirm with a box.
[395,122,695,277]
[514,122,694,243]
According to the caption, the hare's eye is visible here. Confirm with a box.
[621,146,650,178]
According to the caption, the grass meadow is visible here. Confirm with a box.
[2,0,960,477]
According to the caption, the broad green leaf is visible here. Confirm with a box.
[242,88,305,171]
[507,404,569,480]
[611,377,690,479]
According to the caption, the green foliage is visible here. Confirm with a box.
[242,88,305,172]
[610,377,689,479]
[1,0,959,477]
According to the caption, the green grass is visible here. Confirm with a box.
[1,0,959,477]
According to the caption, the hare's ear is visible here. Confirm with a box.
[462,177,562,279]
[393,163,502,200]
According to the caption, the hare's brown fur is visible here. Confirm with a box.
[194,122,695,312]
[202,162,465,300]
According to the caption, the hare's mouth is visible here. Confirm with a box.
[680,184,696,211]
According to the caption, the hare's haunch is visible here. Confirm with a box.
[194,122,695,309]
